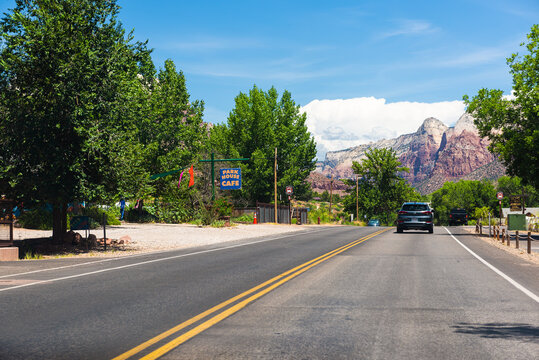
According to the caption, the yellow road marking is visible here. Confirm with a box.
[113,228,389,360]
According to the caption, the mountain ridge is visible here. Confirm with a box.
[313,114,505,194]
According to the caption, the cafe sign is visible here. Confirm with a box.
[220,168,242,190]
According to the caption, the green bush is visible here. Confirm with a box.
[125,207,157,223]
[81,206,121,227]
[213,198,233,217]
[147,202,190,223]
[308,205,332,224]
[17,204,121,230]
[17,207,52,230]
[231,213,254,223]
[210,220,226,228]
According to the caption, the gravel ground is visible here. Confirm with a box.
[12,223,311,257]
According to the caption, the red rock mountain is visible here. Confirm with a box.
[313,114,505,194]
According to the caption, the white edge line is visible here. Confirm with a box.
[0,227,337,292]
[0,227,333,279]
[444,226,539,304]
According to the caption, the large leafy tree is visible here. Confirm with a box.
[464,24,539,189]
[138,59,206,200]
[496,176,539,208]
[211,86,316,204]
[343,148,420,225]
[0,0,150,241]
[430,180,497,225]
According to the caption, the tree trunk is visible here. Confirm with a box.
[61,202,67,234]
[52,202,68,244]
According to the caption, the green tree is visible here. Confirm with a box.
[430,180,497,225]
[464,25,539,189]
[0,0,150,241]
[139,59,206,201]
[343,148,420,225]
[496,176,539,208]
[473,206,491,224]
[210,86,317,204]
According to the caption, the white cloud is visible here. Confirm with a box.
[379,19,438,39]
[300,97,465,160]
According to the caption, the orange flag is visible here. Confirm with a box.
[188,165,194,187]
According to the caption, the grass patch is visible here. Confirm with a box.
[210,220,226,228]
[23,251,43,260]
[231,214,254,223]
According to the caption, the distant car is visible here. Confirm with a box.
[449,208,468,226]
[397,202,434,233]
[367,219,380,226]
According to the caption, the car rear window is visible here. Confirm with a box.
[402,204,429,211]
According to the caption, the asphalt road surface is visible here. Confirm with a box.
[1,226,537,359]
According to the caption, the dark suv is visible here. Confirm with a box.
[397,202,434,233]
[449,208,468,226]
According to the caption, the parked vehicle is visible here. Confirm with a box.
[367,219,380,226]
[449,208,468,226]
[396,202,434,233]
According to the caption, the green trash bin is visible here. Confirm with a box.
[507,214,526,231]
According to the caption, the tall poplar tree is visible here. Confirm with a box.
[212,86,316,204]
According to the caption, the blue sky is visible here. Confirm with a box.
[1,0,537,158]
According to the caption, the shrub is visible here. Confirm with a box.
[125,207,157,223]
[308,205,333,224]
[231,213,254,223]
[210,220,226,228]
[81,205,121,227]
[17,207,52,230]
[213,198,233,217]
[147,202,190,223]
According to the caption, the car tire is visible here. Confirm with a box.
[397,226,403,233]
[428,226,434,234]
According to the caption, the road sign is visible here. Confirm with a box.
[286,186,293,195]
[70,216,90,230]
[220,168,241,190]
[510,195,522,211]
[497,192,503,200]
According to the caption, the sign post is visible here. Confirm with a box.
[510,195,522,212]
[286,186,293,224]
[497,192,503,225]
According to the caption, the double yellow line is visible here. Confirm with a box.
[113,228,389,360]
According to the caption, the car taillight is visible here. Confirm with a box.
[422,211,432,215]
[466,214,468,218]
[398,211,407,215]
[449,214,452,218]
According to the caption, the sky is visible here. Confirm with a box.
[1,0,537,159]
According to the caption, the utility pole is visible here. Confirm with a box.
[356,175,359,222]
[274,147,278,223]
[329,175,333,215]
[521,187,527,215]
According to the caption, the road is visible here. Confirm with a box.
[0,226,537,359]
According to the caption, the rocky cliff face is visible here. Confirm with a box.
[314,114,505,194]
